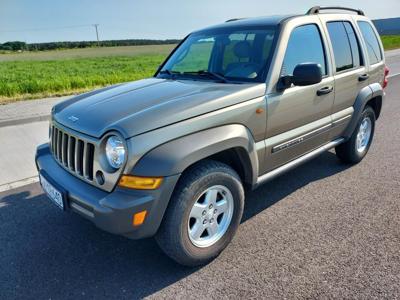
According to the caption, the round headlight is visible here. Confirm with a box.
[105,135,126,169]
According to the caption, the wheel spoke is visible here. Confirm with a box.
[204,189,218,205]
[216,199,228,214]
[207,221,218,236]
[190,203,206,219]
[190,222,205,240]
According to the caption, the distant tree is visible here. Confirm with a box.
[1,39,181,52]
[1,41,27,51]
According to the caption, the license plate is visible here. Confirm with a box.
[39,173,64,210]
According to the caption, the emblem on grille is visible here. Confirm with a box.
[68,115,79,122]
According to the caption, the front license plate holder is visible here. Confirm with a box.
[39,170,67,210]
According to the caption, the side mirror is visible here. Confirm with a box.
[277,63,323,91]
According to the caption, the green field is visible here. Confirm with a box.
[0,36,399,104]
[0,45,175,103]
[381,35,400,50]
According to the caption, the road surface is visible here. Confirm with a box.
[1,78,399,299]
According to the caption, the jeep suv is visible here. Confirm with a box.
[35,6,389,266]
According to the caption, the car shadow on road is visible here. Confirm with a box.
[0,151,350,299]
[242,151,350,222]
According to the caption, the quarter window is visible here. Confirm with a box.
[358,21,383,64]
[281,24,326,76]
[327,21,362,72]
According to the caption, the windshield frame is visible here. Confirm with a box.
[154,25,280,84]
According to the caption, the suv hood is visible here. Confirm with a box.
[54,78,265,138]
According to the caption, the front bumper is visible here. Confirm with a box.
[35,144,180,239]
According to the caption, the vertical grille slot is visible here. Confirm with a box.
[53,128,58,158]
[84,143,95,180]
[68,136,76,171]
[57,130,63,161]
[62,133,68,167]
[76,140,84,176]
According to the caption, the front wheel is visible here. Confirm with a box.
[335,106,376,164]
[155,160,244,266]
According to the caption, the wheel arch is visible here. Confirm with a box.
[131,124,259,187]
[342,83,383,139]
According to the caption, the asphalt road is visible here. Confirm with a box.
[1,77,400,299]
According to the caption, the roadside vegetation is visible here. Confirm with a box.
[0,45,175,103]
[0,36,399,104]
[381,35,400,50]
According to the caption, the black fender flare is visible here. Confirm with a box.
[132,124,259,185]
[342,83,383,139]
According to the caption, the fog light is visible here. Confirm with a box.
[118,175,163,190]
[133,210,147,226]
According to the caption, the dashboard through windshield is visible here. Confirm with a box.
[157,26,278,83]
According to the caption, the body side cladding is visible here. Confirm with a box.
[132,124,259,186]
[342,83,383,139]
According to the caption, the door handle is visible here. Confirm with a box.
[358,74,369,82]
[317,86,333,96]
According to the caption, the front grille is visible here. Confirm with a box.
[50,125,95,181]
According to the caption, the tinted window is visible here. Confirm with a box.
[327,22,360,72]
[358,21,383,64]
[343,22,362,67]
[281,24,326,76]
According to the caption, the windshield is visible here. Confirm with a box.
[157,27,278,83]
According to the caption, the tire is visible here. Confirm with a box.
[155,160,244,266]
[335,105,376,164]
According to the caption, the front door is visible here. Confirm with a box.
[263,23,335,173]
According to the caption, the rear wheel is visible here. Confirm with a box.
[155,160,244,266]
[335,106,376,164]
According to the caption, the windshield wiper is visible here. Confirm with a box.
[159,69,175,76]
[184,70,231,83]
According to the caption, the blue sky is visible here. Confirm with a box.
[1,0,399,43]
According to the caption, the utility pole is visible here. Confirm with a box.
[93,24,100,47]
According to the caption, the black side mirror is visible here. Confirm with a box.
[277,63,323,91]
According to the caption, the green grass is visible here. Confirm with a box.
[0,45,177,103]
[0,55,166,102]
[381,35,400,51]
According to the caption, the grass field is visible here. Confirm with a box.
[0,36,399,104]
[381,35,400,50]
[0,45,176,103]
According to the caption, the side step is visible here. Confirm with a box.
[256,138,344,186]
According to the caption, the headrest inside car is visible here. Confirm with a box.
[233,41,252,59]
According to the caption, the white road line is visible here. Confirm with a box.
[0,176,39,193]
[388,72,400,78]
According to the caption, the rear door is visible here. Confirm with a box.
[322,17,369,139]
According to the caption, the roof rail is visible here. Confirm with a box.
[225,18,245,23]
[307,6,365,16]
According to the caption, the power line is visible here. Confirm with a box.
[0,24,94,33]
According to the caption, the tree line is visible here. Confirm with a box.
[0,39,181,51]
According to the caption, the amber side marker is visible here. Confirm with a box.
[118,175,163,190]
[256,108,264,114]
[133,211,147,226]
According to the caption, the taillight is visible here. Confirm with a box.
[383,65,389,89]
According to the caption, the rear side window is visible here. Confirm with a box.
[357,21,383,64]
[327,21,362,72]
[281,24,326,76]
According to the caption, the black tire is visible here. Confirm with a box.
[335,106,376,164]
[155,160,244,266]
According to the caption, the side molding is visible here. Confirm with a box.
[342,84,383,139]
[132,124,259,185]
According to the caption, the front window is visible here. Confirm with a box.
[157,27,278,83]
